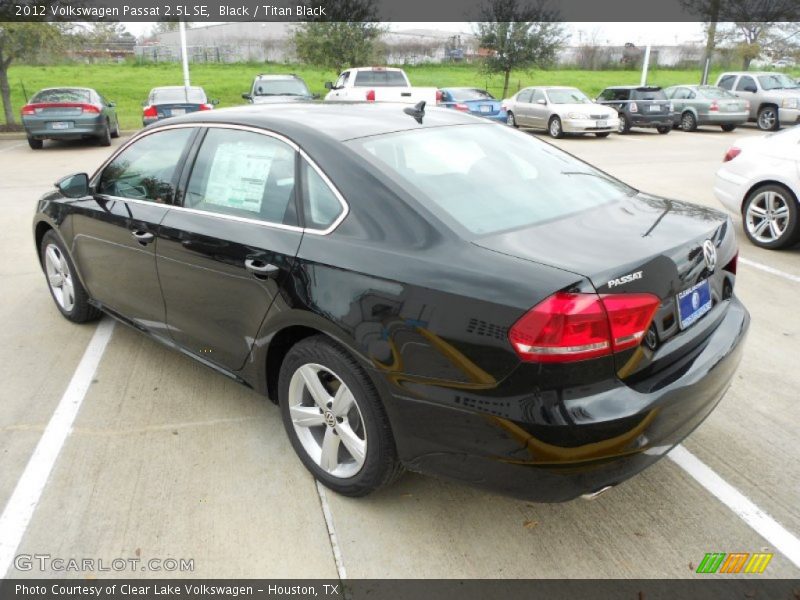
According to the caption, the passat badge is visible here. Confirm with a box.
[607,270,643,288]
[703,240,717,272]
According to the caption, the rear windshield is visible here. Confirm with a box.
[632,89,667,101]
[547,88,591,104]
[353,71,408,87]
[254,78,310,96]
[151,88,206,104]
[447,89,494,101]
[698,87,737,99]
[32,89,90,103]
[347,124,634,236]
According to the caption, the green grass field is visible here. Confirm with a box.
[4,62,798,130]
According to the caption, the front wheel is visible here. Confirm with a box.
[548,116,564,139]
[279,336,402,497]
[757,106,779,131]
[111,118,120,138]
[721,124,737,132]
[742,184,799,249]
[506,112,517,128]
[656,126,671,135]
[40,230,102,323]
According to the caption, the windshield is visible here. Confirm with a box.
[447,89,495,101]
[698,87,737,99]
[347,124,634,236]
[547,88,591,104]
[632,89,667,101]
[151,88,206,104]
[254,79,310,96]
[758,73,799,90]
[32,88,90,103]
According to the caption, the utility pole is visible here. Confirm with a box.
[179,21,191,101]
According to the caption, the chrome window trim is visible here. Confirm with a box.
[89,122,349,236]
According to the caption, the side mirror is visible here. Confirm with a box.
[744,86,757,93]
[55,173,89,198]
[210,99,219,106]
[536,98,546,105]
[241,93,252,101]
[107,101,116,108]
[324,81,334,90]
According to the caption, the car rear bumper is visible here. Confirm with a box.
[629,114,674,128]
[700,112,749,125]
[562,117,619,133]
[713,167,747,214]
[23,115,105,139]
[378,296,749,502]
[472,111,507,123]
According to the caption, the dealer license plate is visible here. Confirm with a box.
[649,105,661,112]
[676,279,712,330]
[50,122,70,130]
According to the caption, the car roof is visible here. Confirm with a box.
[151,102,481,143]
[151,86,205,92]
[719,72,776,76]
[604,86,663,90]
[254,74,303,80]
[36,87,94,92]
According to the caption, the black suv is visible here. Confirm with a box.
[596,86,674,134]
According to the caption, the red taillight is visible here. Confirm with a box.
[709,100,719,112]
[453,103,470,112]
[435,90,443,103]
[508,292,660,363]
[724,252,738,275]
[143,105,158,118]
[366,89,376,102]
[21,102,99,115]
[199,103,213,111]
[723,146,741,162]
[81,104,101,114]
[629,102,638,113]
[21,104,35,116]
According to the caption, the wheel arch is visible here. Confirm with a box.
[741,180,799,216]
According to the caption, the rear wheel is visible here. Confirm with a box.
[98,121,112,146]
[111,118,120,138]
[617,114,630,134]
[742,184,799,249]
[40,230,101,323]
[27,137,43,150]
[279,336,402,496]
[680,111,697,132]
[656,125,671,134]
[757,106,779,131]
[506,111,517,128]
[721,124,737,132]
[548,116,564,139]
[595,132,611,138]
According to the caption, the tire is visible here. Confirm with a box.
[98,121,112,146]
[721,124,737,132]
[742,184,799,250]
[757,106,779,131]
[40,230,102,323]
[27,136,43,150]
[617,114,631,134]
[548,116,564,139]
[680,111,697,132]
[506,111,517,128]
[278,335,402,497]
[656,125,671,135]
[595,132,611,138]
[111,117,120,138]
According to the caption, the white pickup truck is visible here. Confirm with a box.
[323,67,439,104]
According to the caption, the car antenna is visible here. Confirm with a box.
[404,101,426,124]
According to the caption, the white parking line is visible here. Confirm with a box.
[0,319,115,577]
[740,257,800,284]
[315,481,347,580]
[669,444,800,569]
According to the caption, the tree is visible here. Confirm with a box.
[0,23,63,126]
[292,0,384,74]
[88,22,130,43]
[475,0,567,98]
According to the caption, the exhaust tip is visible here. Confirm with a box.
[581,485,614,501]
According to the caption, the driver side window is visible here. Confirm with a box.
[97,128,194,205]
[335,71,350,89]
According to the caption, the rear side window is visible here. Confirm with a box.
[736,76,756,92]
[32,88,91,103]
[717,75,736,90]
[517,89,533,103]
[97,128,194,204]
[670,87,691,100]
[184,128,298,226]
[353,70,408,87]
[301,160,344,231]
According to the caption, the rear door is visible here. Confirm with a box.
[514,89,534,125]
[74,127,198,331]
[156,126,305,371]
[528,89,549,129]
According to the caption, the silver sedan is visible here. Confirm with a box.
[502,86,619,138]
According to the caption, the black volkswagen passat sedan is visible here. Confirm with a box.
[33,103,749,501]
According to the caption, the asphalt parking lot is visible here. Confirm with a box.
[0,123,799,579]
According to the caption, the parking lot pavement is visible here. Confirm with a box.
[1,130,799,579]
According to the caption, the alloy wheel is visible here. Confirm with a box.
[549,118,562,138]
[757,109,777,131]
[44,243,75,312]
[745,190,790,244]
[287,363,367,478]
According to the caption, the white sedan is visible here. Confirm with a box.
[714,126,800,249]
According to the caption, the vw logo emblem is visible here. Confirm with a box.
[702,240,717,272]
[324,411,337,428]
[691,291,700,310]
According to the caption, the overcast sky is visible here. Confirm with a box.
[123,21,706,45]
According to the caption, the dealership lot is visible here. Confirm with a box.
[1,125,799,578]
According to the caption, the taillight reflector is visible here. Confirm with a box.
[21,105,35,116]
[508,292,660,363]
[629,102,638,113]
[723,146,741,162]
[710,100,719,112]
[143,105,158,118]
[21,102,99,115]
[453,103,470,112]
[366,89,376,102]
[724,252,738,275]
[435,90,443,103]
[199,103,213,111]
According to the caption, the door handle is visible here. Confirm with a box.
[244,258,279,278]
[131,229,154,245]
